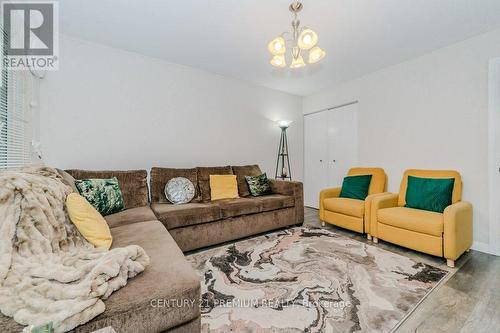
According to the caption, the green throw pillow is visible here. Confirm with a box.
[339,175,372,200]
[405,176,455,213]
[75,177,125,216]
[245,173,272,196]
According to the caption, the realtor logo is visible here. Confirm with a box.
[1,1,59,70]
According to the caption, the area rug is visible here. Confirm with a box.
[187,227,448,333]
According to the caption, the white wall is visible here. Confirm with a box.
[303,29,500,253]
[40,36,303,180]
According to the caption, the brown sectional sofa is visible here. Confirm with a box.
[150,165,304,251]
[66,169,202,333]
[0,166,304,333]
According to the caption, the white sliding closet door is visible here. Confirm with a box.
[327,103,359,188]
[304,111,328,208]
[304,103,358,208]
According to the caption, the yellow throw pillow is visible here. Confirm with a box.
[66,193,113,249]
[210,175,239,201]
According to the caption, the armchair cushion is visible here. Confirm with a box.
[398,169,462,207]
[405,176,455,213]
[378,207,443,237]
[339,175,372,200]
[323,197,365,218]
[347,167,387,195]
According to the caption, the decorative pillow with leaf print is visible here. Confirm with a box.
[245,173,272,197]
[74,177,125,216]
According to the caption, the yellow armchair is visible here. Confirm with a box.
[319,168,388,236]
[370,169,473,267]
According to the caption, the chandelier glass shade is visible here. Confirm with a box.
[308,46,326,64]
[268,37,286,56]
[270,55,287,68]
[268,1,325,69]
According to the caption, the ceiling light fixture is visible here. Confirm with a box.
[268,1,326,69]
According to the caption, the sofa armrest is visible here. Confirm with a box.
[370,193,399,237]
[364,192,390,235]
[443,201,473,260]
[318,187,341,220]
[268,179,304,224]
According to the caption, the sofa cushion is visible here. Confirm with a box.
[151,203,222,229]
[210,175,239,201]
[70,220,200,333]
[232,165,262,197]
[378,207,443,237]
[197,166,232,202]
[215,198,262,218]
[323,197,365,218]
[66,193,113,249]
[74,177,125,216]
[150,167,200,203]
[104,206,157,229]
[254,194,295,212]
[245,173,272,197]
[66,169,149,209]
[56,168,78,192]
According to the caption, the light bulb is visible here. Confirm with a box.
[278,120,293,129]
[298,29,318,50]
[267,37,286,55]
[308,46,326,64]
[290,55,305,69]
[270,55,287,68]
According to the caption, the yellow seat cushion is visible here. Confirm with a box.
[323,197,365,218]
[66,193,113,249]
[377,207,443,237]
[210,175,239,201]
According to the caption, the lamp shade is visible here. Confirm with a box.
[270,55,287,68]
[308,46,326,64]
[268,37,286,56]
[278,120,293,129]
[298,28,318,50]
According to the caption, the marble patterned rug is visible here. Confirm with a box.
[187,227,448,333]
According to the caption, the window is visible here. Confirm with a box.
[0,30,32,169]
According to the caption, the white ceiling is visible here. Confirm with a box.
[60,0,500,96]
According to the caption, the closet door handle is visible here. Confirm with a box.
[319,159,323,162]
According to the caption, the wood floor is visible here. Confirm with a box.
[303,207,500,333]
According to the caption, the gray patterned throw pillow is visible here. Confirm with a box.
[165,177,196,204]
[245,173,272,196]
[75,177,125,216]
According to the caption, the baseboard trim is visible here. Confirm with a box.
[471,241,498,256]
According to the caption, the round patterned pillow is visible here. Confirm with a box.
[165,177,195,204]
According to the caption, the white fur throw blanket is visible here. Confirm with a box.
[0,166,150,333]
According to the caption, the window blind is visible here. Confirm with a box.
[0,30,32,169]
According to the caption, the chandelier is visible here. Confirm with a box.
[268,1,326,69]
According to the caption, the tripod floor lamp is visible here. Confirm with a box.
[275,120,292,180]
